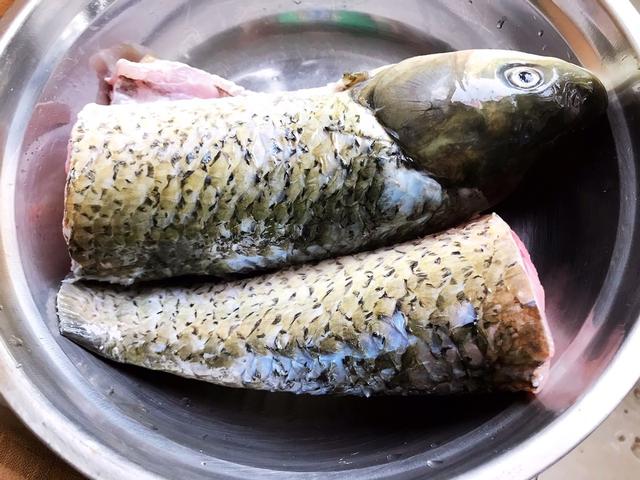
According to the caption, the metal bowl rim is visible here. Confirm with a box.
[1,1,640,479]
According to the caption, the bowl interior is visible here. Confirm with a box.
[4,1,639,479]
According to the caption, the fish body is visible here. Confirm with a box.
[58,214,553,396]
[64,50,607,284]
[66,91,461,283]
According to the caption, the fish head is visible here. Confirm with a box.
[353,49,608,202]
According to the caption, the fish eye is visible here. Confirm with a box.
[504,66,543,90]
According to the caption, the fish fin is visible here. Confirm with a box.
[56,283,107,352]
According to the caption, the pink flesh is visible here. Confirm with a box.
[511,230,546,312]
[108,58,247,104]
[105,57,356,105]
[90,44,152,105]
[65,138,71,174]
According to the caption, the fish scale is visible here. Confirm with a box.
[65,90,446,284]
[58,215,553,396]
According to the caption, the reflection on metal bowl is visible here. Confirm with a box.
[0,1,639,479]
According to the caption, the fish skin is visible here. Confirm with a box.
[57,214,553,396]
[65,91,476,284]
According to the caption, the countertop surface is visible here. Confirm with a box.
[0,403,82,479]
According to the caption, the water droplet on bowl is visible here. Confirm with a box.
[8,335,23,347]
[497,17,506,29]
[386,453,402,462]
[631,437,640,459]
[427,459,444,468]
[538,30,544,37]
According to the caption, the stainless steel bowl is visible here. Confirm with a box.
[1,1,640,479]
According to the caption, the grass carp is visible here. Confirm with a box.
[64,50,606,284]
[58,214,553,396]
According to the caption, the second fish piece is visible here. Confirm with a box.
[57,214,553,396]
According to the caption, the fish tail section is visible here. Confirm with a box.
[57,283,110,353]
[55,214,553,395]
